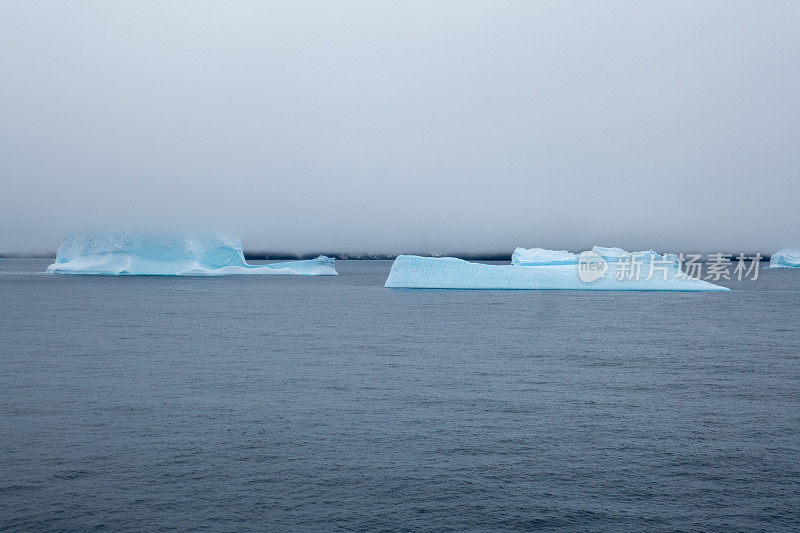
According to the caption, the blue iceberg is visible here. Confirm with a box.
[46,232,337,276]
[385,248,728,291]
[769,248,800,268]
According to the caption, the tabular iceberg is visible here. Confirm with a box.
[385,248,728,291]
[769,248,800,268]
[46,232,337,276]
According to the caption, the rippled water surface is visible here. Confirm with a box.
[1,259,799,531]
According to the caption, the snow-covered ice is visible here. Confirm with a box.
[46,232,337,276]
[511,247,578,266]
[385,250,728,291]
[512,246,680,268]
[769,248,800,268]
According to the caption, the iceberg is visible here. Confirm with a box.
[46,232,337,276]
[385,248,728,291]
[769,248,800,268]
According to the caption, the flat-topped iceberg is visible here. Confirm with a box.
[47,232,337,276]
[769,248,800,268]
[386,248,728,291]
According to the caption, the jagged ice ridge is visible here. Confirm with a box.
[769,248,800,268]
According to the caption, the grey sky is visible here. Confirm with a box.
[1,1,799,255]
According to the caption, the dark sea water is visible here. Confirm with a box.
[1,259,799,532]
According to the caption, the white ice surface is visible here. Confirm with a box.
[511,247,578,266]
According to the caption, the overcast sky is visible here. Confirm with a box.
[1,1,798,255]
